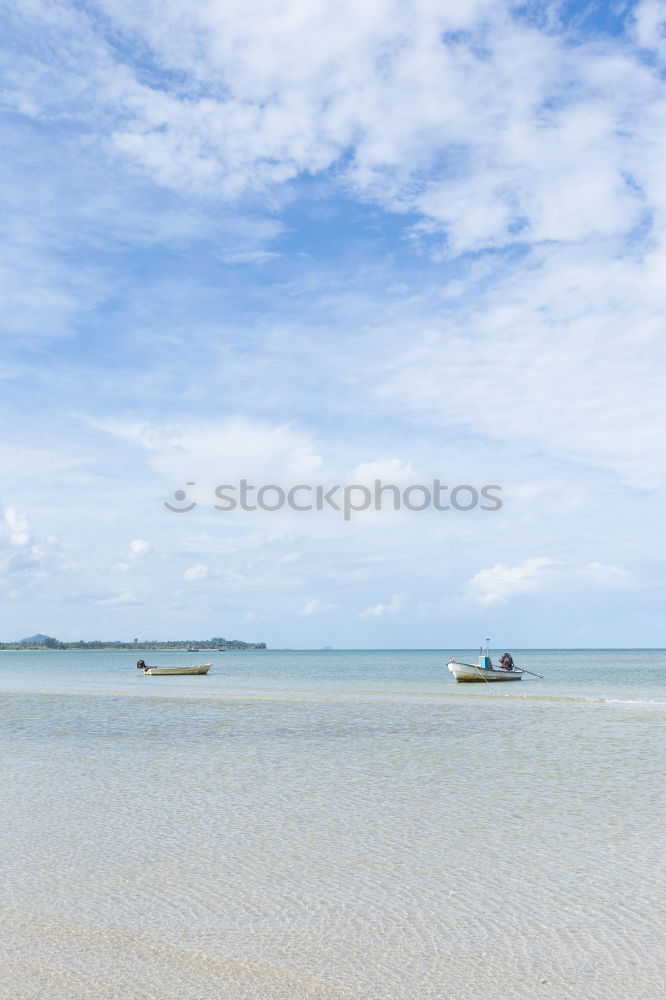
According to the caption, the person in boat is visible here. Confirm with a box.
[499,652,514,671]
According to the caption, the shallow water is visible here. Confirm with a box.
[1,650,665,998]
[3,647,666,706]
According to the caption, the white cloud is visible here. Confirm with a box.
[299,598,339,616]
[579,562,635,589]
[352,458,417,484]
[183,563,209,582]
[379,238,666,492]
[129,539,151,555]
[1,508,32,548]
[8,2,666,504]
[93,417,323,487]
[7,548,42,574]
[466,557,557,606]
[0,506,62,585]
[359,592,405,618]
[96,589,137,606]
[632,0,666,61]
[114,538,153,570]
[2,3,666,647]
[4,0,659,254]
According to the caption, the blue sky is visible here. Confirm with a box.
[1,0,666,647]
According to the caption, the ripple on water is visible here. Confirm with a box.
[1,692,665,999]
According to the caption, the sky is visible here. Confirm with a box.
[1,0,666,647]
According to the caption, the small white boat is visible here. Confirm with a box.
[447,639,522,682]
[143,663,212,676]
[447,658,522,682]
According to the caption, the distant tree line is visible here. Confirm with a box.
[0,636,267,650]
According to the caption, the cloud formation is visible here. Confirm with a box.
[3,0,659,251]
[183,563,209,582]
[1,1,665,644]
[359,593,406,619]
[466,558,558,606]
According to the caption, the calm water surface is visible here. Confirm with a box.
[1,649,665,999]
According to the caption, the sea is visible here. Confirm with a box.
[1,648,665,1000]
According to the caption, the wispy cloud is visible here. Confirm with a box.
[96,590,138,606]
[578,562,635,590]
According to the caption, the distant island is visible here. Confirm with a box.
[0,634,266,651]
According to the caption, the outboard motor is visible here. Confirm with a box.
[136,659,146,669]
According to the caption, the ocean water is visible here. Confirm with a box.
[1,649,665,999]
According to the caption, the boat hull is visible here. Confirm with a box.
[447,660,522,682]
[143,664,212,676]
